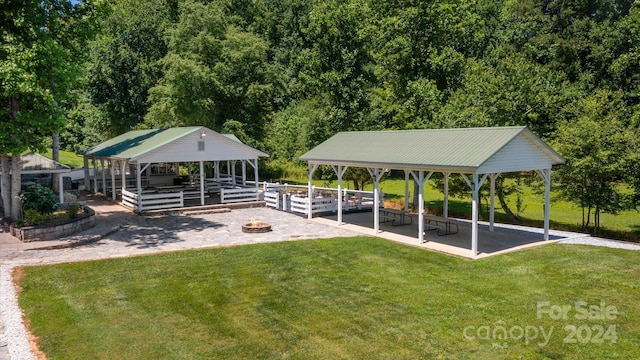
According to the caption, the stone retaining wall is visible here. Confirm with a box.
[11,206,96,242]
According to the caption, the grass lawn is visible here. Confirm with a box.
[18,238,640,359]
[38,149,84,168]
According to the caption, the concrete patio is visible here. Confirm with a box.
[313,211,583,259]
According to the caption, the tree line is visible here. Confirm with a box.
[2,0,639,233]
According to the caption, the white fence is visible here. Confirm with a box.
[122,189,184,211]
[220,187,260,203]
[261,182,382,216]
[264,190,280,209]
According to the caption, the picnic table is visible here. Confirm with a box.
[380,208,413,226]
[423,215,459,236]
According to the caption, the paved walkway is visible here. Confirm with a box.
[0,194,360,360]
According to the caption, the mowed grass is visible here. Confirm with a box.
[38,149,84,168]
[18,238,640,359]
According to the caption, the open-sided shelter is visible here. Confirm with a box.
[300,126,565,258]
[82,126,268,212]
[0,153,71,204]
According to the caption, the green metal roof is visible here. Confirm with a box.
[222,133,242,143]
[84,127,201,159]
[84,127,268,161]
[300,126,564,172]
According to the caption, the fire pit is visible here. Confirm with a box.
[242,219,272,233]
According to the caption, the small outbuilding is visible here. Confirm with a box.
[299,126,565,258]
[82,126,268,212]
[0,153,71,204]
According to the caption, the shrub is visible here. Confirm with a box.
[66,204,82,219]
[20,185,59,215]
[22,209,47,226]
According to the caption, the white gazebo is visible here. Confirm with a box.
[82,126,268,212]
[299,126,565,258]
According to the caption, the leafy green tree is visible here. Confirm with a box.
[303,1,375,132]
[553,90,636,233]
[146,0,282,142]
[438,55,574,137]
[1,0,96,220]
[87,0,176,136]
[608,3,640,105]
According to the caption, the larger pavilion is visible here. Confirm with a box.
[299,126,565,258]
[82,126,268,212]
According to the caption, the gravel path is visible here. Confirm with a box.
[559,235,640,250]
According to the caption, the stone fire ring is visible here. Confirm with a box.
[242,222,272,233]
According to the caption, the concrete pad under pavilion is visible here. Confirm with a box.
[312,211,578,259]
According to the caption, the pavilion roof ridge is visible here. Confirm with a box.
[336,125,527,135]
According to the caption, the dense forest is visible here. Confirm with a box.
[2,0,639,231]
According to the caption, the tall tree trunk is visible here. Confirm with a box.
[496,177,520,225]
[10,153,22,220]
[0,154,11,218]
[52,132,60,195]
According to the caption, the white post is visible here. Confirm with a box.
[200,161,205,205]
[334,165,348,225]
[253,159,259,190]
[100,159,106,194]
[241,161,247,186]
[544,169,551,241]
[418,171,424,243]
[410,171,432,243]
[121,161,127,195]
[111,160,117,200]
[231,160,237,186]
[367,168,383,233]
[214,161,220,180]
[471,173,479,257]
[58,173,64,204]
[92,159,98,192]
[489,173,499,231]
[136,162,142,212]
[307,163,318,219]
[443,172,450,218]
[83,156,90,191]
[404,170,409,212]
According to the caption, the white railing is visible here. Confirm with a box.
[121,189,184,211]
[290,195,338,215]
[260,181,382,215]
[206,177,235,193]
[221,187,260,203]
[264,191,280,209]
[122,189,138,210]
[290,195,309,214]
